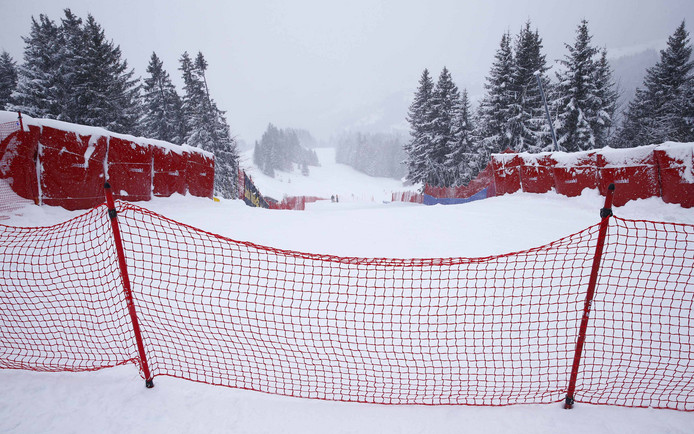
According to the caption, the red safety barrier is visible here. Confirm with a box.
[520,153,555,194]
[185,150,214,199]
[654,144,694,208]
[152,146,187,197]
[492,153,522,195]
[0,112,216,209]
[39,126,108,210]
[392,191,423,203]
[597,146,660,207]
[107,137,152,203]
[552,151,598,197]
[1,200,692,409]
[0,124,39,203]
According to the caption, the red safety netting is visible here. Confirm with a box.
[0,202,692,410]
[0,207,138,371]
[0,119,20,144]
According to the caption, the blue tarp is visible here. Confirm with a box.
[422,187,489,206]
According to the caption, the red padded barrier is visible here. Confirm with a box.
[0,125,39,203]
[185,151,214,198]
[152,147,186,197]
[39,126,107,210]
[654,145,694,208]
[392,191,423,203]
[552,152,598,197]
[108,137,152,203]
[492,154,522,195]
[520,154,555,194]
[597,147,660,207]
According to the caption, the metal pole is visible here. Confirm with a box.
[535,72,559,152]
[564,183,615,409]
[104,182,154,388]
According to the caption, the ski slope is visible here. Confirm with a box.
[1,150,693,433]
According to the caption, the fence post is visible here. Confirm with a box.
[564,183,615,409]
[104,182,154,388]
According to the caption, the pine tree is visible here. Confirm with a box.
[142,52,187,144]
[80,14,142,134]
[0,51,18,110]
[426,67,461,187]
[11,11,142,133]
[508,22,551,152]
[553,20,618,152]
[477,31,515,156]
[617,21,694,146]
[592,49,618,148]
[180,51,239,198]
[553,20,599,152]
[55,9,87,123]
[9,14,61,118]
[447,89,479,185]
[404,69,434,185]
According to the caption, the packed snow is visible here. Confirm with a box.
[1,149,693,433]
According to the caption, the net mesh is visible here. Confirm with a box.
[0,201,692,410]
[0,119,20,143]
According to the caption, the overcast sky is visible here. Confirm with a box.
[2,0,693,143]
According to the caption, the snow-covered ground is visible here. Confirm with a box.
[1,151,693,433]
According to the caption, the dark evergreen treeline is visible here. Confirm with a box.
[405,19,694,188]
[253,124,319,177]
[0,9,239,199]
[335,132,407,180]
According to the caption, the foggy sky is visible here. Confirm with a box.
[2,0,693,143]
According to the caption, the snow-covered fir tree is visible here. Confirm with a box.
[616,21,694,147]
[404,69,435,185]
[142,52,187,144]
[477,31,515,156]
[10,14,61,118]
[592,49,619,148]
[80,14,142,134]
[552,20,619,152]
[508,21,552,152]
[0,51,18,110]
[10,10,142,134]
[405,68,482,187]
[54,9,88,124]
[425,67,461,187]
[446,89,479,185]
[180,51,239,198]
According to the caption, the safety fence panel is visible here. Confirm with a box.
[576,217,694,409]
[596,146,660,207]
[654,145,694,208]
[116,202,600,405]
[185,151,214,199]
[0,206,138,371]
[108,137,152,203]
[39,126,108,210]
[0,125,39,203]
[492,154,522,195]
[152,146,187,197]
[552,151,598,197]
[0,203,692,410]
[520,153,555,194]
